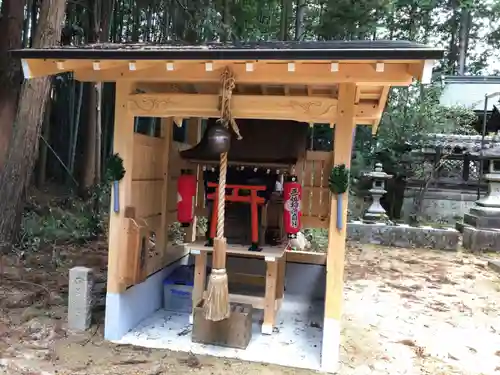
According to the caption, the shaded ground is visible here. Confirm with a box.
[1,242,500,375]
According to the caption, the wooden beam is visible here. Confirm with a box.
[73,61,413,86]
[407,60,425,81]
[285,250,326,265]
[321,83,357,373]
[371,86,390,134]
[22,58,126,79]
[107,81,135,293]
[126,93,379,123]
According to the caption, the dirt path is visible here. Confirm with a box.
[341,245,500,375]
[1,243,500,375]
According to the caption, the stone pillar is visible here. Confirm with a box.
[363,163,392,223]
[463,146,500,251]
[68,266,94,331]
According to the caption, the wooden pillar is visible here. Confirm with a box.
[186,117,202,146]
[159,117,173,263]
[107,81,135,293]
[185,117,202,243]
[321,83,357,373]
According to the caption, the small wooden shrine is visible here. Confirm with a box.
[13,40,443,372]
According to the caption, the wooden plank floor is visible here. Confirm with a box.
[185,241,286,259]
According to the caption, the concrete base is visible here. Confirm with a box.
[115,296,324,372]
[104,251,326,342]
[347,222,460,251]
[488,260,500,274]
[462,226,500,252]
[104,254,190,341]
[464,212,500,229]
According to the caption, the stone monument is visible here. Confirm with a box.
[463,145,500,251]
[68,266,94,331]
[363,162,392,223]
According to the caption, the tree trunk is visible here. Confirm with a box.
[222,0,231,42]
[0,0,66,250]
[295,0,305,40]
[279,0,289,40]
[447,0,460,74]
[0,0,25,169]
[22,0,32,47]
[82,0,114,189]
[36,93,53,187]
[458,8,470,75]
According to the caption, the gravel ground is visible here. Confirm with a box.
[1,243,499,375]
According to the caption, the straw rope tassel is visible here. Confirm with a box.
[204,67,240,322]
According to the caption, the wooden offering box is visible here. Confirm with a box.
[192,301,253,349]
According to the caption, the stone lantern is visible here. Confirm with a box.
[363,162,393,223]
[463,145,500,251]
[473,147,500,210]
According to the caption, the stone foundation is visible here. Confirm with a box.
[488,260,500,274]
[462,226,500,252]
[402,188,478,224]
[347,222,460,251]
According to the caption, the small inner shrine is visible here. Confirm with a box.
[180,118,309,250]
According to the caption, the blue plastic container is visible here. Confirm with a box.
[163,265,195,313]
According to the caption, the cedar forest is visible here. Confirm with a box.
[0,0,498,254]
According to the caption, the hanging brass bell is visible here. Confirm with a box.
[205,121,231,155]
[179,120,232,160]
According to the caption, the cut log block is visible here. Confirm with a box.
[192,300,253,349]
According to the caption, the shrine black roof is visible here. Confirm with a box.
[11,40,444,61]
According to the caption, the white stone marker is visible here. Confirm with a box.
[68,266,94,331]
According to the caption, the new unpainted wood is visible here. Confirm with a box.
[325,83,357,322]
[184,117,202,243]
[61,52,426,298]
[25,58,427,80]
[126,93,379,124]
[107,81,135,293]
[198,292,282,311]
[372,86,390,133]
[263,260,278,334]
[127,218,148,285]
[192,301,253,349]
[126,118,174,278]
[192,251,207,309]
[67,60,415,87]
[187,241,285,260]
[295,150,332,228]
[228,272,266,288]
[276,256,286,300]
[190,242,285,334]
[285,250,327,265]
[159,117,173,267]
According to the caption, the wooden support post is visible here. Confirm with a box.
[191,251,208,323]
[185,117,201,243]
[321,83,357,373]
[275,255,286,303]
[159,117,173,263]
[262,259,278,334]
[107,81,135,293]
